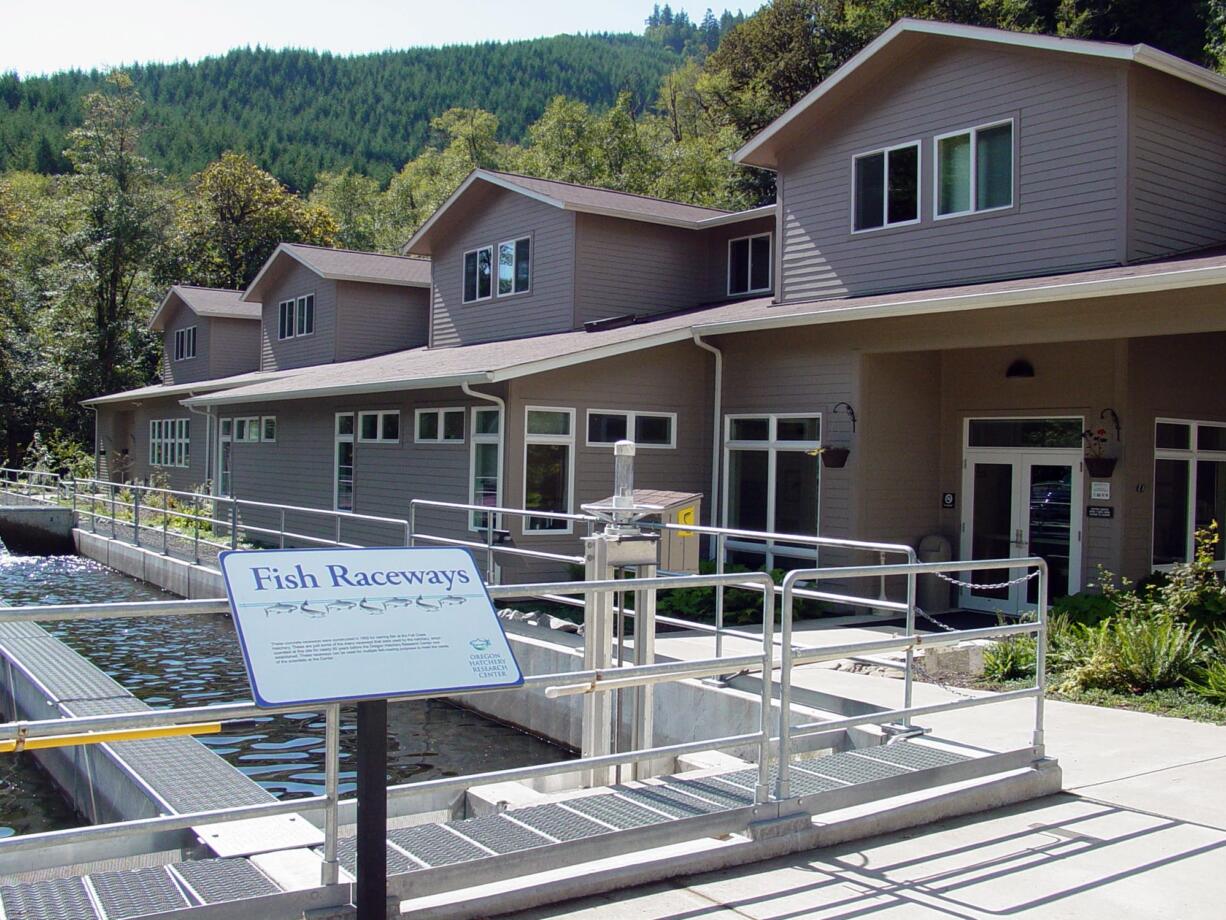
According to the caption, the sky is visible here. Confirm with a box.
[1,0,752,77]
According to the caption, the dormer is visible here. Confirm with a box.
[405,170,776,348]
[243,243,433,371]
[149,285,262,385]
[735,19,1226,303]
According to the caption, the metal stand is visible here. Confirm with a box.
[355,699,387,919]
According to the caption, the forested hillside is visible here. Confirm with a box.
[0,35,685,190]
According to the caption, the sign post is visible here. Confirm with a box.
[220,546,523,919]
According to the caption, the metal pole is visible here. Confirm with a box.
[756,580,774,803]
[335,514,341,548]
[631,562,657,780]
[280,509,286,549]
[355,699,388,919]
[162,490,170,556]
[776,576,796,800]
[485,516,495,584]
[193,494,201,565]
[1034,564,1047,756]
[230,500,238,550]
[408,504,416,547]
[903,563,916,726]
[110,485,116,538]
[322,704,341,886]
[715,532,726,662]
[133,488,141,548]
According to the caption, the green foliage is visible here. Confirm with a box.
[22,430,95,479]
[1061,615,1202,694]
[655,559,823,625]
[983,634,1036,681]
[1098,524,1226,630]
[1051,591,1115,626]
[1188,659,1226,704]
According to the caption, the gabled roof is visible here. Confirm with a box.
[184,247,1226,408]
[81,370,294,407]
[735,18,1226,169]
[404,169,774,255]
[243,243,432,303]
[149,286,260,332]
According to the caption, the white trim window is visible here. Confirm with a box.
[261,416,277,443]
[852,141,920,232]
[586,410,676,448]
[935,119,1014,218]
[233,417,261,443]
[524,407,575,533]
[415,408,465,443]
[217,418,232,497]
[278,295,315,339]
[335,413,355,512]
[174,326,197,361]
[470,407,503,531]
[727,233,772,296]
[1152,418,1226,570]
[497,237,531,296]
[723,413,821,570]
[463,246,493,303]
[359,410,401,443]
[149,418,190,468]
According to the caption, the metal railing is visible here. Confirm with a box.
[0,467,62,503]
[0,556,1049,877]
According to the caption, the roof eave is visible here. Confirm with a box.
[183,372,494,408]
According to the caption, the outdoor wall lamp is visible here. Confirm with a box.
[1005,358,1035,378]
[832,401,857,433]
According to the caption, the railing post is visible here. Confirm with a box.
[230,500,238,550]
[408,503,416,547]
[1033,562,1047,757]
[776,574,796,801]
[133,488,141,548]
[903,550,917,726]
[279,509,286,549]
[193,494,201,565]
[485,517,495,584]
[162,490,170,556]
[91,485,98,534]
[714,532,726,662]
[335,515,341,547]
[756,574,774,804]
[321,703,341,886]
[110,485,117,538]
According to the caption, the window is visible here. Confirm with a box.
[415,408,465,443]
[498,238,531,296]
[936,120,1013,218]
[296,294,315,336]
[586,410,676,448]
[463,246,493,303]
[217,419,232,497]
[149,418,190,468]
[470,407,502,530]
[174,326,197,361]
[233,417,261,443]
[724,414,821,570]
[728,233,772,296]
[335,413,355,511]
[278,300,295,340]
[277,295,315,338]
[261,417,277,443]
[358,410,400,443]
[1153,419,1226,569]
[524,408,574,532]
[852,142,919,232]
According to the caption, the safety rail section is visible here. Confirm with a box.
[0,558,1054,917]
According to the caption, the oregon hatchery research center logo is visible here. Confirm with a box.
[469,638,492,651]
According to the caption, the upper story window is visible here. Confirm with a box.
[173,326,197,361]
[587,410,676,448]
[728,233,772,296]
[277,294,315,340]
[498,238,531,296]
[463,246,493,303]
[416,408,465,443]
[852,142,919,232]
[359,410,400,443]
[936,120,1013,218]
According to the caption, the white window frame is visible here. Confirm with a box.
[149,418,190,468]
[233,417,261,443]
[357,410,401,444]
[523,406,576,534]
[850,140,921,234]
[722,412,822,569]
[469,406,504,533]
[174,326,197,362]
[1152,416,1226,572]
[415,407,465,443]
[726,232,773,296]
[334,412,355,512]
[217,418,232,497]
[934,118,1015,220]
[462,245,493,304]
[585,409,677,449]
[277,300,296,340]
[296,293,315,337]
[260,416,277,443]
[497,237,532,298]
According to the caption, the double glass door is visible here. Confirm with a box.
[961,450,1082,613]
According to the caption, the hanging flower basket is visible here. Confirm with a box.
[1084,456,1117,478]
[820,447,850,469]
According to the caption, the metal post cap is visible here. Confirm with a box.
[614,439,636,456]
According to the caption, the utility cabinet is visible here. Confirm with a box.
[592,489,703,573]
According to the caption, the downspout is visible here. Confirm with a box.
[462,380,507,573]
[183,396,214,492]
[86,406,100,478]
[692,333,722,559]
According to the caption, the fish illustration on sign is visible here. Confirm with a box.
[382,597,414,610]
[299,601,327,619]
[358,598,386,615]
[263,602,298,618]
[414,595,441,611]
[438,595,466,607]
[325,599,358,615]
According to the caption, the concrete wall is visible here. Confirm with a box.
[0,507,74,554]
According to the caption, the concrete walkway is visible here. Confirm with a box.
[502,625,1226,919]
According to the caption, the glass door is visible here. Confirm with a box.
[961,450,1081,613]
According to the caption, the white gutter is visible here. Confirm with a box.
[185,372,494,408]
[183,396,214,490]
[461,382,508,521]
[692,334,723,552]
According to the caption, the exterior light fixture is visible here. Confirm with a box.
[1006,359,1034,379]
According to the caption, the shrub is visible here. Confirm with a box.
[1099,524,1226,630]
[1188,660,1226,704]
[983,635,1036,681]
[1051,592,1115,627]
[1064,615,1201,693]
[1046,611,1102,674]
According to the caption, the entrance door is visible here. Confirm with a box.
[961,450,1081,613]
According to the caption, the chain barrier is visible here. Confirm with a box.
[933,569,1040,592]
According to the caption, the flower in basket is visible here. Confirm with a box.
[1082,427,1109,458]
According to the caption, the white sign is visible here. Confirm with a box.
[1090,481,1111,501]
[220,547,522,707]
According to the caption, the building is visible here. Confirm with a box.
[86,20,1226,608]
